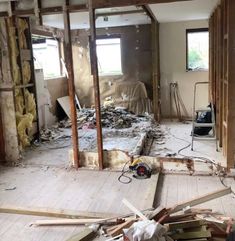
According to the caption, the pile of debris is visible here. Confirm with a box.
[77,106,149,129]
[1,186,229,241]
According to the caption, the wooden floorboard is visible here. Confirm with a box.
[0,166,159,241]
[157,174,235,218]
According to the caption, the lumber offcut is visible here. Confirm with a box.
[33,218,107,226]
[0,205,115,219]
[66,228,96,241]
[169,187,231,214]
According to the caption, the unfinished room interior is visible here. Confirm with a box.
[0,0,235,240]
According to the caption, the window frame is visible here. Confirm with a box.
[32,35,64,79]
[186,28,209,72]
[93,34,123,76]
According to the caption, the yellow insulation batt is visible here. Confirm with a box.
[25,89,37,120]
[7,19,21,85]
[22,61,31,84]
[18,18,28,49]
[15,89,24,115]
[16,113,34,148]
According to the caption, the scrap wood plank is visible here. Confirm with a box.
[108,218,136,237]
[122,199,148,221]
[33,218,109,226]
[169,187,231,214]
[166,220,206,231]
[0,205,116,219]
[66,228,96,241]
[170,230,211,240]
[148,205,166,220]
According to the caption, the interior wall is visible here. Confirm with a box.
[159,20,209,118]
[71,24,152,108]
[35,68,68,129]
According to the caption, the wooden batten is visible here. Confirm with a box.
[63,1,80,169]
[88,0,104,170]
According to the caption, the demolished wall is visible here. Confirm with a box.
[0,18,20,162]
[71,25,153,113]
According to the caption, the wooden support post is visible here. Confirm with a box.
[63,1,79,169]
[88,0,104,170]
[227,0,235,168]
[151,20,161,122]
[34,0,43,26]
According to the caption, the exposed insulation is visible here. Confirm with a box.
[25,89,37,120]
[15,89,24,115]
[7,19,21,85]
[18,18,28,49]
[16,113,34,148]
[22,61,31,84]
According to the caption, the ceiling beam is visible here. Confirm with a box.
[96,9,144,18]
[92,0,193,9]
[142,5,158,22]
[0,0,191,17]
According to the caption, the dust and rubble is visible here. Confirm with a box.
[22,106,165,167]
[3,187,233,241]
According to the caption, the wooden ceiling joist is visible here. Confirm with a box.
[142,4,158,22]
[92,0,193,9]
[0,0,192,17]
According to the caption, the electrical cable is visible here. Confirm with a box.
[117,160,132,184]
[167,126,235,195]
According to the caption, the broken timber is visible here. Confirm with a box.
[66,228,96,241]
[169,187,232,214]
[0,205,116,219]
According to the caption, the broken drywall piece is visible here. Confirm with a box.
[57,96,71,119]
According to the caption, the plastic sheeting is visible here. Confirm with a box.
[114,81,152,115]
[123,220,173,241]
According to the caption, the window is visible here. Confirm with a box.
[33,38,62,79]
[186,28,209,71]
[96,38,122,76]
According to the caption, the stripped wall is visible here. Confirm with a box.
[159,20,209,118]
[71,24,153,108]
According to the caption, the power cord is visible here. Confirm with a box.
[118,160,132,184]
[167,126,235,195]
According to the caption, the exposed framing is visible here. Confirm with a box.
[210,0,235,168]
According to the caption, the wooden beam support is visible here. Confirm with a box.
[88,0,104,170]
[63,1,80,169]
[142,4,157,22]
[0,1,195,16]
[151,17,161,122]
[34,0,43,25]
[227,0,235,168]
[92,0,193,9]
[96,9,144,18]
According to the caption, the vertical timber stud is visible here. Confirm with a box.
[63,0,79,169]
[88,0,104,170]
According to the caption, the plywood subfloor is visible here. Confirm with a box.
[0,166,159,241]
[150,120,227,166]
[156,174,235,218]
[23,128,143,167]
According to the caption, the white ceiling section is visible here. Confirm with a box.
[42,6,151,30]
[149,0,220,23]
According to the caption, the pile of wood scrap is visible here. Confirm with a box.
[0,187,234,241]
